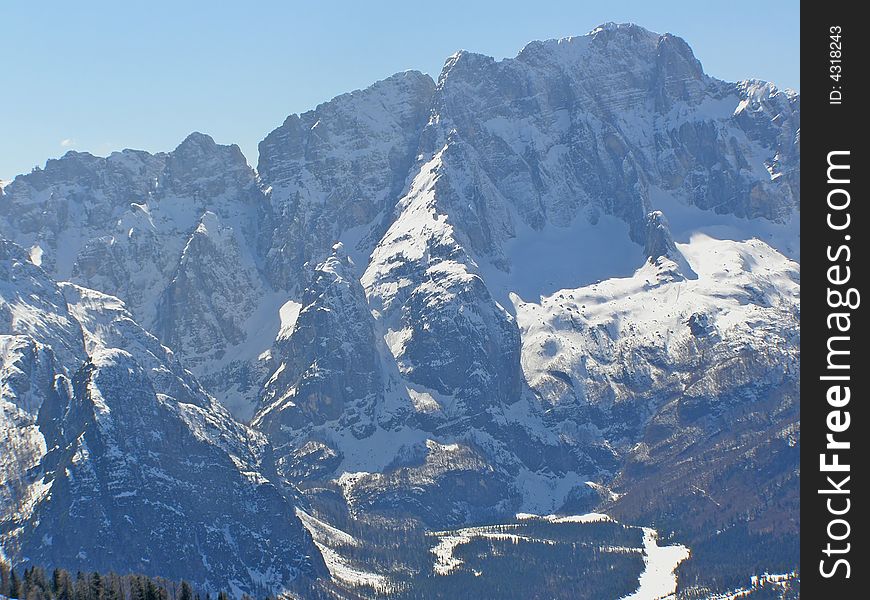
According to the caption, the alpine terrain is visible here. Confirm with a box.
[1,23,799,599]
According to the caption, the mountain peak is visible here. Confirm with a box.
[165,131,253,188]
[176,130,218,153]
[587,21,653,37]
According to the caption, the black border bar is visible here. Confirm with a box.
[802,3,865,595]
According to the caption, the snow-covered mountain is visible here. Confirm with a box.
[0,134,272,420]
[1,22,799,598]
[0,240,324,595]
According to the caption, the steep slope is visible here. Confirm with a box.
[515,236,800,590]
[257,70,436,287]
[0,73,439,422]
[413,22,798,289]
[0,134,271,419]
[250,23,800,592]
[254,245,383,440]
[0,240,324,595]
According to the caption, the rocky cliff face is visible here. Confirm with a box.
[0,133,270,420]
[254,245,383,441]
[257,70,436,289]
[257,22,799,524]
[1,22,800,596]
[0,241,323,594]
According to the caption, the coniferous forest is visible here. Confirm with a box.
[0,564,338,600]
[0,564,231,600]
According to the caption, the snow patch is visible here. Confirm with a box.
[619,528,690,600]
[430,534,471,576]
[516,512,612,524]
[297,508,389,591]
[296,508,359,548]
[277,300,302,340]
[483,200,644,309]
[28,245,43,267]
[649,186,799,261]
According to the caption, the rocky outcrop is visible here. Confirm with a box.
[254,245,383,439]
[0,240,324,594]
[257,70,436,288]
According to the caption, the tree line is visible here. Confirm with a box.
[0,563,335,600]
[0,565,236,600]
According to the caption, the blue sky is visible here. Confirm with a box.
[0,1,799,182]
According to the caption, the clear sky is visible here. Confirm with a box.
[0,1,799,182]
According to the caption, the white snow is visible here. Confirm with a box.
[296,508,390,591]
[28,245,43,267]
[484,210,645,308]
[515,512,612,524]
[194,289,289,420]
[649,186,799,261]
[619,528,690,600]
[406,387,443,413]
[430,511,688,594]
[296,508,359,548]
[316,544,390,590]
[384,326,413,359]
[277,300,302,340]
[703,572,798,600]
[586,480,622,501]
[333,426,431,473]
[430,534,471,575]
[512,469,594,514]
[514,233,799,412]
[429,526,561,576]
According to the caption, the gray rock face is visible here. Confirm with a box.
[308,23,798,528]
[416,22,798,257]
[156,211,265,366]
[257,70,436,288]
[0,134,270,420]
[254,246,383,439]
[362,155,523,421]
[338,440,519,528]
[0,241,324,595]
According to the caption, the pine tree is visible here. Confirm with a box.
[143,579,159,600]
[52,569,63,597]
[1,563,9,598]
[103,574,120,600]
[9,568,23,600]
[177,582,192,600]
[74,572,88,600]
[25,585,45,600]
[56,570,74,600]
[30,567,48,597]
[128,576,144,600]
[90,572,104,600]
[23,567,33,598]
